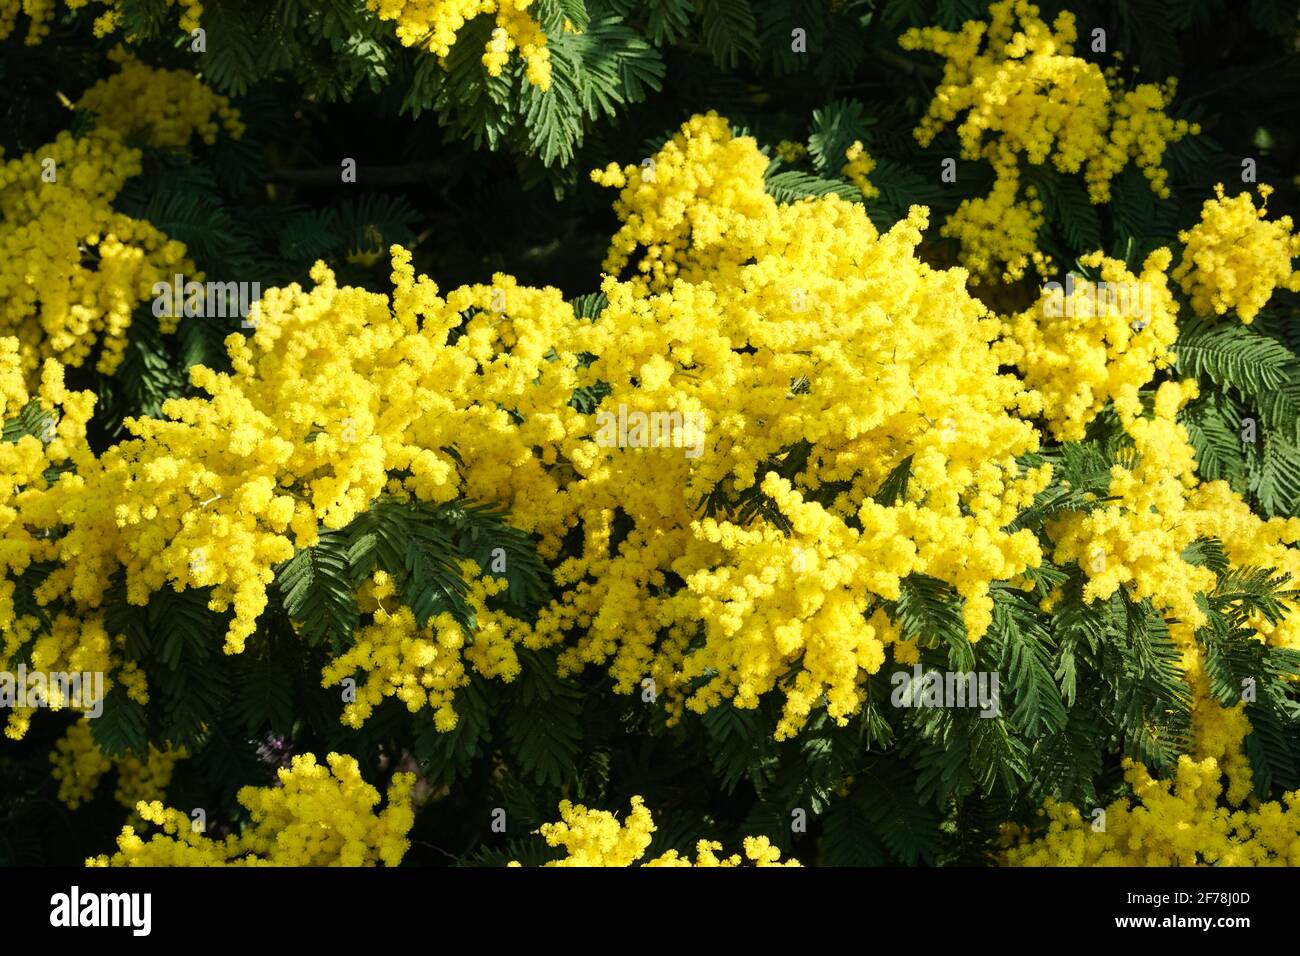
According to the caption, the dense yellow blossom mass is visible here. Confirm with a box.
[90,753,415,866]
[1006,659,1300,865]
[0,0,201,42]
[50,718,186,815]
[901,0,1197,281]
[997,250,1180,441]
[0,57,239,379]
[77,48,246,148]
[0,130,191,376]
[1044,381,1300,653]
[366,0,552,89]
[521,796,799,866]
[322,567,520,730]
[6,103,1299,764]
[578,112,1051,735]
[1006,757,1300,866]
[1004,383,1300,864]
[0,340,102,739]
[3,110,1063,744]
[3,6,1300,865]
[1172,184,1300,323]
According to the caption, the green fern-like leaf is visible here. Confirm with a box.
[505,649,583,788]
[276,530,360,648]
[697,0,758,69]
[764,167,861,204]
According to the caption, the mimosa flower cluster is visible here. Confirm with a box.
[901,0,1197,281]
[4,111,1059,744]
[517,796,798,867]
[1005,757,1300,866]
[77,48,246,148]
[365,0,552,89]
[1003,379,1300,863]
[11,249,580,667]
[0,340,103,739]
[997,249,1180,441]
[1046,381,1300,654]
[1005,668,1296,866]
[8,108,1299,759]
[578,112,1049,736]
[4,85,1300,867]
[0,131,189,376]
[841,141,879,199]
[89,753,415,866]
[0,58,238,378]
[0,0,202,42]
[50,719,186,817]
[1172,184,1300,323]
[321,567,519,730]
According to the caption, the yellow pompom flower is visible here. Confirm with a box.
[0,59,237,378]
[77,48,245,148]
[1006,669,1300,866]
[521,796,800,866]
[2,0,202,43]
[1173,184,1300,323]
[366,0,552,89]
[998,249,1180,440]
[841,141,878,199]
[901,0,1196,281]
[89,753,415,866]
[775,140,808,164]
[50,719,187,818]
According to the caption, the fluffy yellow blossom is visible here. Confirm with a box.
[1006,671,1298,866]
[49,718,187,815]
[1048,379,1300,652]
[775,140,808,164]
[941,165,1050,283]
[1095,78,1195,202]
[998,249,1180,440]
[4,251,581,661]
[113,741,187,817]
[49,719,113,809]
[1048,380,1214,626]
[0,130,193,376]
[524,796,799,866]
[0,342,100,738]
[322,565,520,729]
[1006,756,1300,866]
[901,0,1196,280]
[89,753,415,866]
[77,48,245,147]
[841,140,878,198]
[7,109,1297,755]
[558,112,1053,736]
[0,59,237,377]
[1185,651,1255,807]
[1172,184,1300,323]
[1,0,201,42]
[366,0,552,89]
[2,235,583,731]
[7,111,1059,741]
